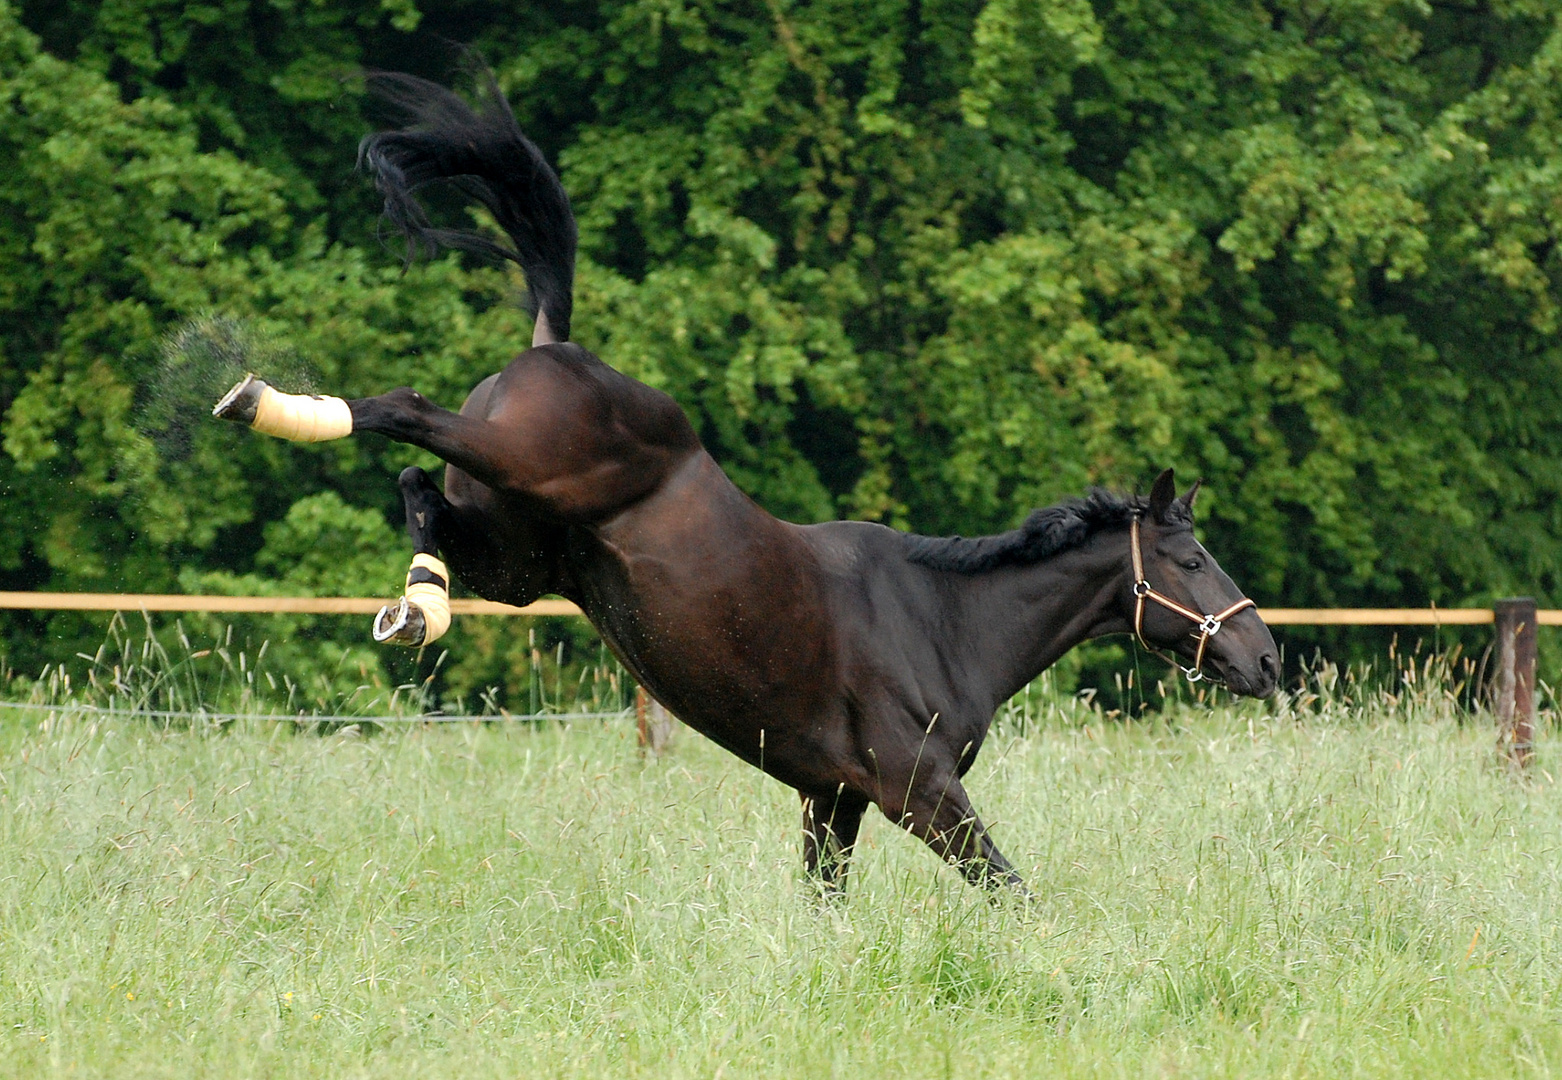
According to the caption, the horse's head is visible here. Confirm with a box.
[1125,469,1279,697]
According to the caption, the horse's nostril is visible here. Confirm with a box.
[1259,653,1279,679]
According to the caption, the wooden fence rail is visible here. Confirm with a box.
[2,592,1559,624]
[0,592,578,616]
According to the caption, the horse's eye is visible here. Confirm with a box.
[1182,558,1203,572]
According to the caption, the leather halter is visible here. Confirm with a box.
[1130,513,1256,684]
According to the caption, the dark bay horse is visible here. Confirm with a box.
[215,74,1279,895]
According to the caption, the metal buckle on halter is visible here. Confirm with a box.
[1198,614,1222,636]
[1182,666,1205,683]
[1132,580,1152,598]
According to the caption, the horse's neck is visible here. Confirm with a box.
[951,530,1133,708]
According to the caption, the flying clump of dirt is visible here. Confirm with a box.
[139,314,317,460]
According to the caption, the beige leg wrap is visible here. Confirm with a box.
[404,554,452,642]
[215,374,352,441]
[251,384,353,442]
[373,553,452,647]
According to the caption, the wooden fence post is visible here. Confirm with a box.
[635,685,676,756]
[1493,597,1538,767]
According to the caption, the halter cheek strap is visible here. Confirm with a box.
[1130,514,1256,684]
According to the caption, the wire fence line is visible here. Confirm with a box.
[0,700,632,725]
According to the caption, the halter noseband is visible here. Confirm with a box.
[1130,512,1256,684]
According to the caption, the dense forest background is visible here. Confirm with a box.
[1,0,1559,708]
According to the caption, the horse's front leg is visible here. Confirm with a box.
[882,770,1031,897]
[801,788,870,899]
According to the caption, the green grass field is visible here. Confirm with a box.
[2,692,1561,1077]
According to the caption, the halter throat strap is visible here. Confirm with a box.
[1130,514,1256,683]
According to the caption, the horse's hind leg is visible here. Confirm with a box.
[215,376,521,492]
[372,466,457,647]
[801,788,869,897]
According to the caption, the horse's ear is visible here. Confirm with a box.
[1179,478,1201,514]
[1149,468,1177,523]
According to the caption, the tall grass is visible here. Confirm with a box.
[0,614,634,723]
[1,645,1561,1076]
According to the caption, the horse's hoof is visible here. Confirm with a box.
[213,373,266,424]
[373,597,427,647]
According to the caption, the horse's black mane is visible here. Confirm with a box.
[902,489,1190,573]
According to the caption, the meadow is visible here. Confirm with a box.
[2,668,1561,1077]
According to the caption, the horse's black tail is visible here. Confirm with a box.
[358,71,577,342]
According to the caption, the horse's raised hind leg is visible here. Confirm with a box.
[801,788,869,898]
[216,377,524,490]
[216,371,575,636]
[372,466,456,648]
[888,774,1029,896]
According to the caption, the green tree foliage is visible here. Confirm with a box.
[0,3,529,681]
[2,0,1560,698]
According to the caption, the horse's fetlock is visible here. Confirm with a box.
[390,387,432,410]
